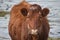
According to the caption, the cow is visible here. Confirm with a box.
[8,1,50,40]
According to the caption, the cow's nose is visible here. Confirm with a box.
[30,29,38,35]
[27,24,38,35]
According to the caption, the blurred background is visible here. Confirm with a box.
[0,0,60,40]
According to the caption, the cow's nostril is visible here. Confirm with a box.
[21,8,28,16]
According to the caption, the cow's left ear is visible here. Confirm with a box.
[42,8,49,17]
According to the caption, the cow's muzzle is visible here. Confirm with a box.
[30,29,38,35]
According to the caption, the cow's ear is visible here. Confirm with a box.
[21,8,28,16]
[42,8,49,17]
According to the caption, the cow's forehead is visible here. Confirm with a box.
[28,4,41,13]
[29,6,39,10]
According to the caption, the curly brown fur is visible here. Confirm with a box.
[8,2,50,40]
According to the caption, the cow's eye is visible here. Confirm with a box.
[21,8,28,16]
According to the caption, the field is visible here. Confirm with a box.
[48,38,60,40]
[0,11,9,17]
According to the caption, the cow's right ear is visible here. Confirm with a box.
[41,8,50,17]
[21,8,28,16]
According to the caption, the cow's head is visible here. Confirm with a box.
[26,4,50,36]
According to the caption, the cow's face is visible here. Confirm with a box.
[26,4,49,35]
[20,4,49,36]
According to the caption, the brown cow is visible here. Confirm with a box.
[8,1,31,40]
[25,4,50,40]
[8,1,50,40]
